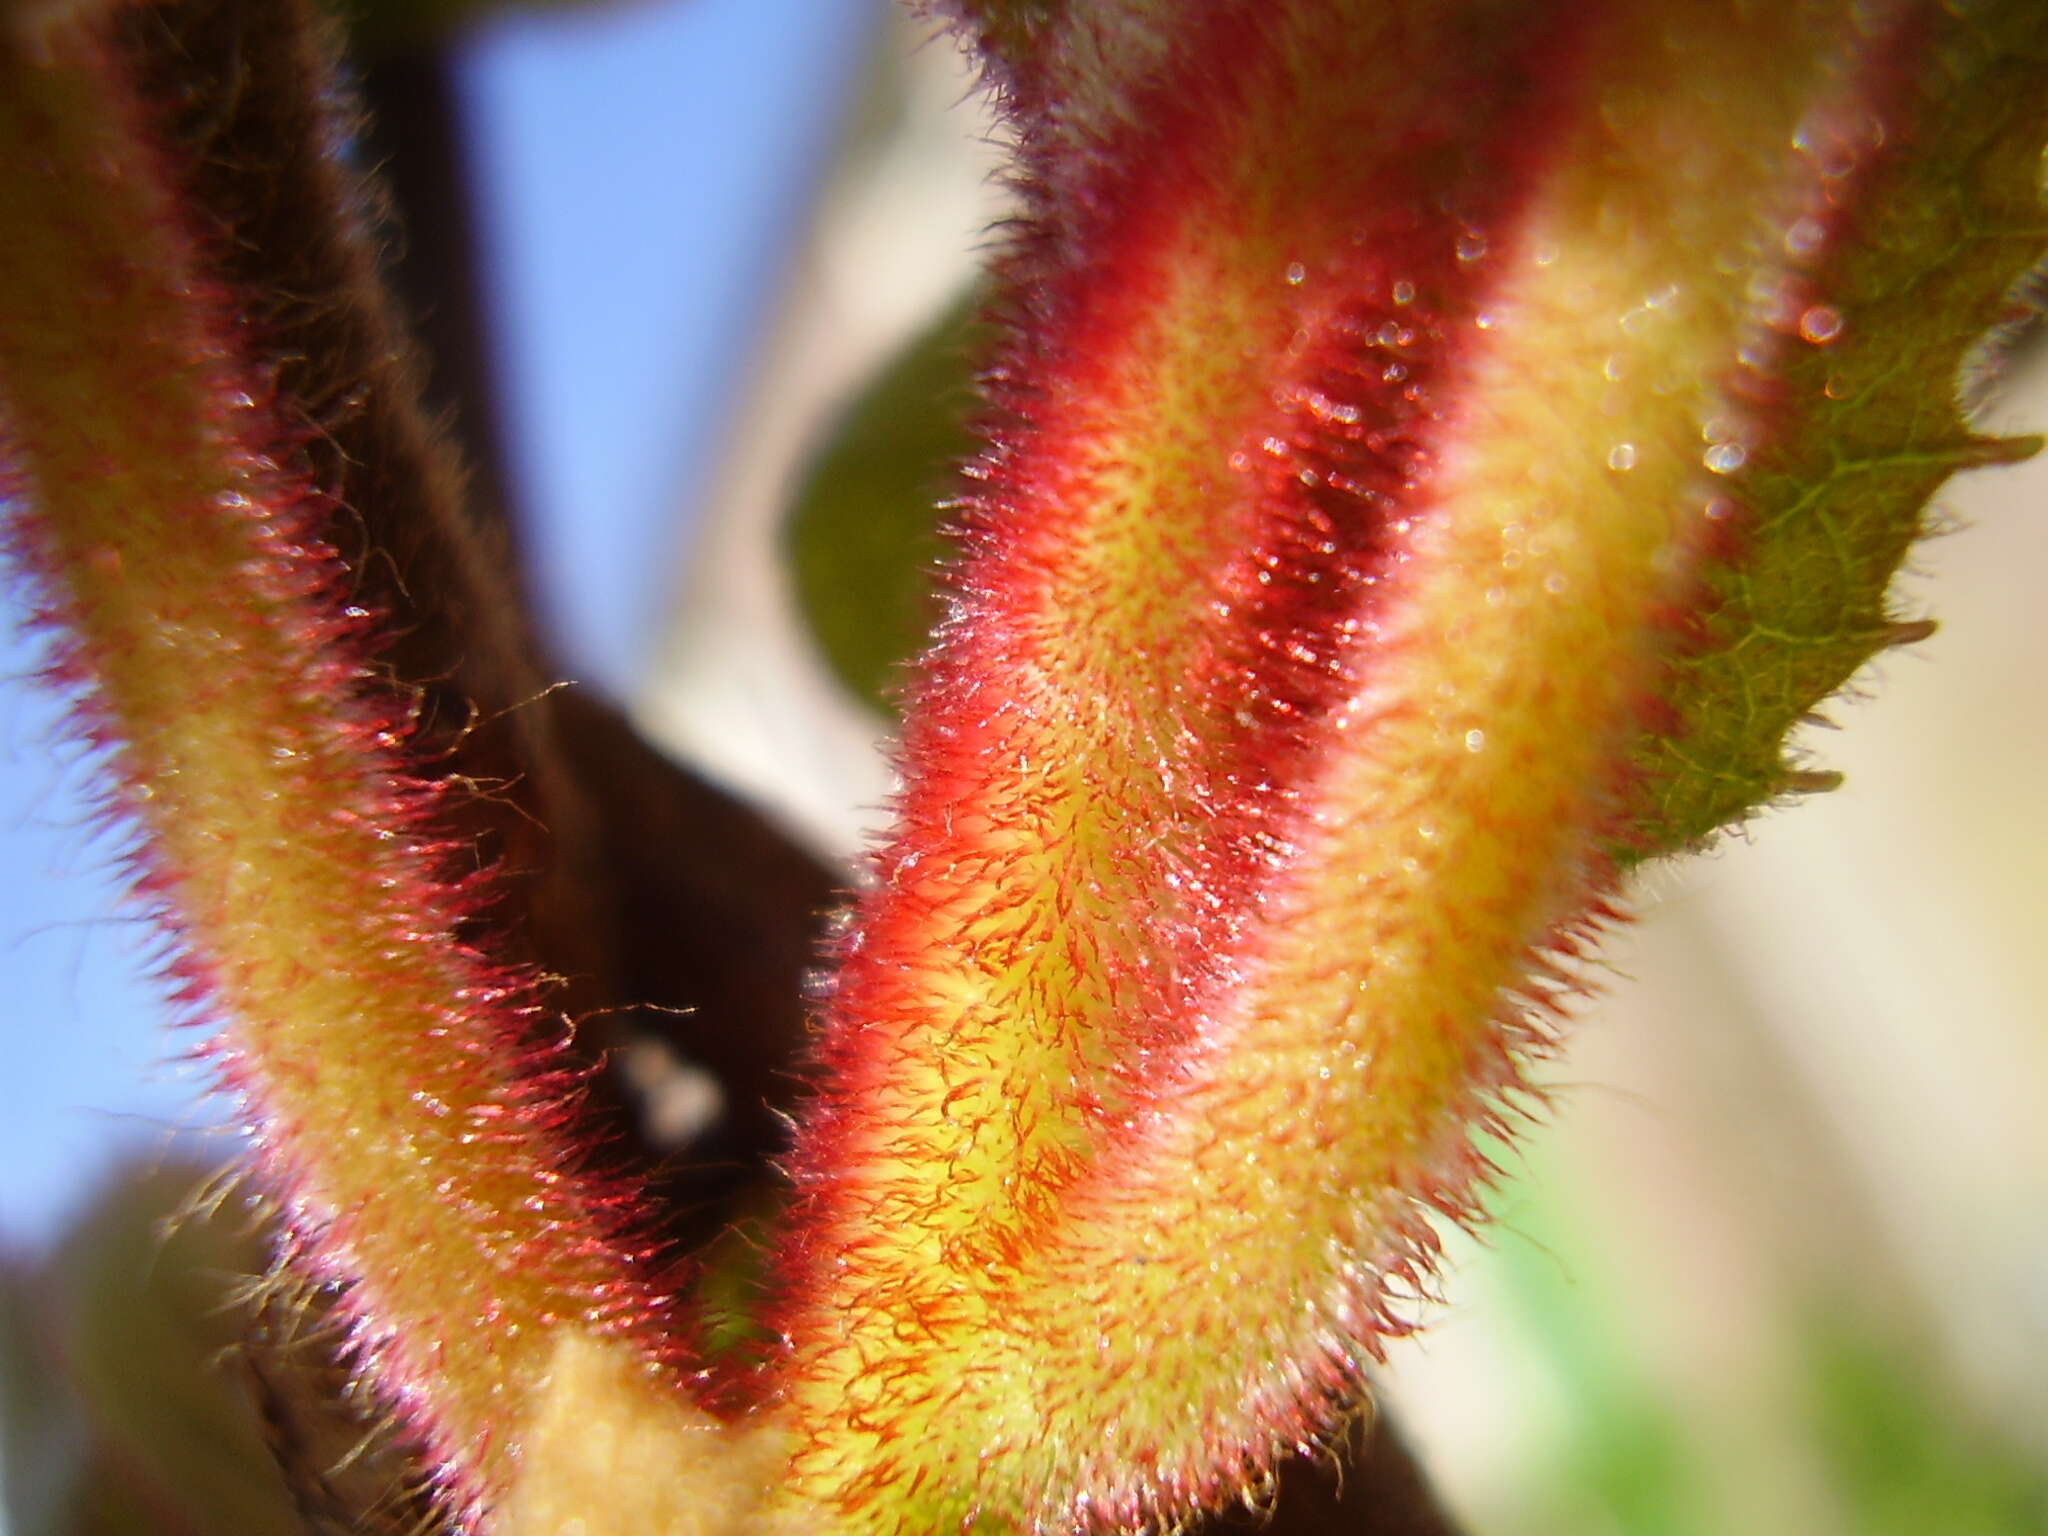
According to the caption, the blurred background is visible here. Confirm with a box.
[4,1,2045,1531]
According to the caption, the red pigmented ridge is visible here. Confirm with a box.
[769,4,1630,1527]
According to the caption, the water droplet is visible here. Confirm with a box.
[1474,310,1499,331]
[1544,571,1569,595]
[1392,279,1416,306]
[1703,442,1747,474]
[1464,729,1487,753]
[1798,304,1844,344]
[1784,216,1827,258]
[1376,321,1404,347]
[1602,353,1626,381]
[1607,442,1637,471]
[1746,265,1793,309]
[1531,242,1559,268]
[1456,231,1489,262]
[1285,261,1307,286]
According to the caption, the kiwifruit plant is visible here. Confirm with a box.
[2,0,2044,1532]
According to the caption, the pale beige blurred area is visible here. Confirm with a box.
[639,11,1006,863]
[641,15,2048,1529]
[1381,365,2048,1532]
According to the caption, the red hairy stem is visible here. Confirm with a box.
[758,3,2048,1533]
[0,3,758,1522]
[119,0,839,1248]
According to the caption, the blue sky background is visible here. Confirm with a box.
[0,0,877,1252]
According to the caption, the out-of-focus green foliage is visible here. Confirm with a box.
[1,1165,304,1536]
[1,1164,432,1536]
[785,288,988,712]
[1470,1157,2048,1536]
[1802,1318,2048,1536]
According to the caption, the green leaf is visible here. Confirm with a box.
[785,287,991,712]
[1618,7,2048,857]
